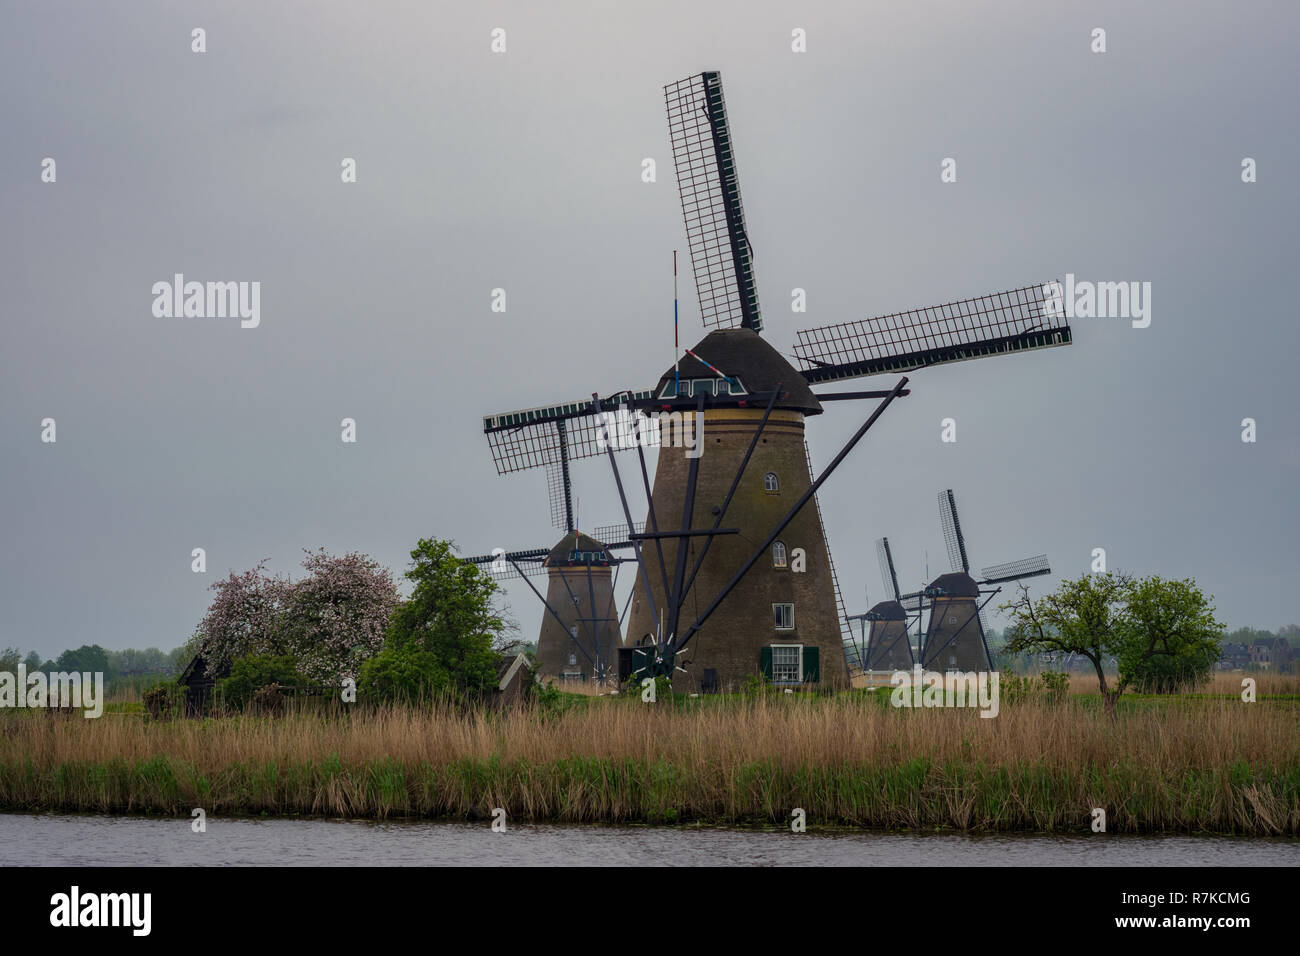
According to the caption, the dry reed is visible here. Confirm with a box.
[1,694,1296,834]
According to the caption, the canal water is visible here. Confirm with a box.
[1,813,1296,866]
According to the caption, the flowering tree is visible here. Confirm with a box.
[195,561,288,680]
[195,551,398,685]
[279,549,398,683]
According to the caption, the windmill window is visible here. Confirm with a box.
[773,603,794,630]
[772,541,788,568]
[764,473,780,493]
[771,644,803,683]
[568,653,577,666]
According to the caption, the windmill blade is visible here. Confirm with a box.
[899,590,924,613]
[664,71,762,333]
[593,521,646,544]
[461,548,549,581]
[483,389,656,475]
[937,489,970,574]
[545,461,569,531]
[876,537,902,603]
[980,554,1051,585]
[793,283,1071,384]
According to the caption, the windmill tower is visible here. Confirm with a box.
[461,456,631,685]
[534,531,622,682]
[851,537,918,676]
[919,489,1053,672]
[477,71,1073,694]
[624,329,849,692]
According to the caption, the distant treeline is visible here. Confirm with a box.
[0,644,190,684]
[986,624,1299,674]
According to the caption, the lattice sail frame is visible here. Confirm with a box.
[483,390,656,475]
[876,536,902,603]
[938,489,970,575]
[461,548,549,582]
[593,521,645,544]
[665,72,762,333]
[794,283,1070,383]
[981,554,1051,584]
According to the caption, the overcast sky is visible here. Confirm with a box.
[2,1,1297,660]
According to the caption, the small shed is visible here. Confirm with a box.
[178,652,230,716]
[493,654,534,708]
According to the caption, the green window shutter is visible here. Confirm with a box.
[759,646,773,681]
[802,646,820,683]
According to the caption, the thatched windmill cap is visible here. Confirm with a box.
[545,531,612,568]
[926,572,980,598]
[868,599,907,621]
[655,328,823,415]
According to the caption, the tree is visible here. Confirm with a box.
[55,644,111,675]
[1003,573,1130,714]
[370,538,513,701]
[195,551,399,686]
[279,549,398,683]
[1120,576,1223,694]
[195,561,288,680]
[1003,573,1223,717]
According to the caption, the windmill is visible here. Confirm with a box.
[461,528,629,686]
[461,412,656,686]
[918,489,1053,672]
[478,71,1073,693]
[848,537,920,677]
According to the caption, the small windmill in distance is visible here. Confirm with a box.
[918,489,1053,672]
[848,536,921,685]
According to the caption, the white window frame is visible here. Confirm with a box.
[772,541,788,569]
[764,472,780,493]
[773,602,794,630]
[771,643,803,683]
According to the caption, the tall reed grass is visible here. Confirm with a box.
[1,694,1296,834]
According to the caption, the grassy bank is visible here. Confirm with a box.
[1,695,1297,834]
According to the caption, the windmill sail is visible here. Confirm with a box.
[876,536,902,602]
[980,554,1051,585]
[794,283,1070,384]
[483,390,656,475]
[665,72,762,333]
[461,547,550,581]
[938,489,970,575]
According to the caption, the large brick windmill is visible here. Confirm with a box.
[480,71,1072,693]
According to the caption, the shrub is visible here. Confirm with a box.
[217,654,303,711]
[1040,671,1070,699]
[143,682,183,720]
[357,645,450,705]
